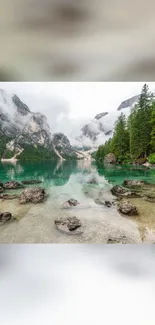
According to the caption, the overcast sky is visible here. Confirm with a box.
[1,82,155,117]
[1,82,155,140]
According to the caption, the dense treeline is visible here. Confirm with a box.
[0,139,58,161]
[19,144,58,161]
[0,139,77,161]
[0,134,12,159]
[96,84,155,164]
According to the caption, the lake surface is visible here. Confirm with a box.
[0,160,155,243]
[1,160,155,186]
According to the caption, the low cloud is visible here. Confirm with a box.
[0,82,134,149]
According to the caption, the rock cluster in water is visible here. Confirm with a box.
[123,179,146,187]
[0,180,46,225]
[118,201,138,216]
[21,180,42,185]
[110,178,155,218]
[19,187,46,204]
[55,216,82,235]
[61,198,79,209]
[111,185,141,198]
[0,193,19,200]
[3,181,24,189]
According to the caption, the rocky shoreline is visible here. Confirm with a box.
[0,177,155,243]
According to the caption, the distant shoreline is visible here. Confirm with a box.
[1,158,18,162]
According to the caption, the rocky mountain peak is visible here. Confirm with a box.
[52,133,77,159]
[117,95,139,111]
[12,94,30,116]
[0,89,78,160]
[95,112,108,120]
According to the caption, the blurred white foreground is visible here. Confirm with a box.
[0,245,155,325]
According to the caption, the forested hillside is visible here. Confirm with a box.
[96,84,155,164]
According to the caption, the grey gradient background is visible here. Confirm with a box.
[0,245,155,324]
[1,0,155,81]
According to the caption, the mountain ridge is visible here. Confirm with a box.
[0,89,140,160]
[0,90,77,161]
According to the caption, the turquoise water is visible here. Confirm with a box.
[96,163,155,185]
[1,159,155,243]
[0,160,155,187]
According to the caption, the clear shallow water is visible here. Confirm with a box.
[0,160,155,243]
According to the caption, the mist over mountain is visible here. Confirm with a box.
[0,89,77,160]
[0,88,140,160]
[74,94,139,148]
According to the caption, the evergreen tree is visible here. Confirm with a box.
[137,84,152,157]
[111,113,129,160]
[150,102,155,151]
[95,83,155,164]
[96,139,112,160]
[128,84,153,158]
[128,104,141,158]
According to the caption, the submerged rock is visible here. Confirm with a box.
[111,185,141,198]
[118,201,138,216]
[105,201,112,208]
[94,198,115,207]
[55,216,83,235]
[68,199,79,206]
[122,191,141,198]
[104,153,116,164]
[0,186,3,193]
[123,179,146,187]
[107,236,129,244]
[21,180,42,185]
[4,181,24,189]
[19,187,46,204]
[0,193,19,200]
[143,191,155,202]
[143,162,151,168]
[111,185,127,196]
[87,177,98,184]
[0,212,15,224]
[61,198,79,209]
